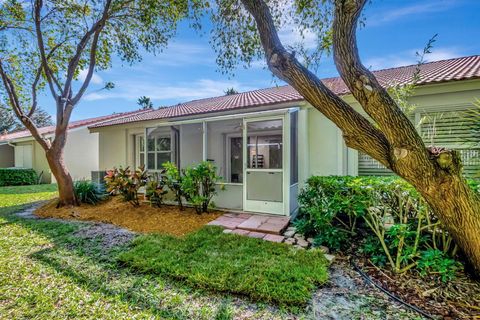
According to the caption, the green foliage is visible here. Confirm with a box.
[210,0,333,75]
[104,166,148,206]
[296,176,471,280]
[181,161,221,213]
[417,249,462,282]
[137,96,154,109]
[161,162,185,209]
[145,180,168,207]
[73,180,107,205]
[0,168,38,186]
[118,226,328,307]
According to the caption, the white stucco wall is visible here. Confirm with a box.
[98,127,127,170]
[63,127,100,180]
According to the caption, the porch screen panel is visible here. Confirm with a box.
[206,119,243,183]
[179,123,203,168]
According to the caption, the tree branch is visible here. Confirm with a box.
[29,39,68,118]
[332,0,434,175]
[0,59,51,150]
[62,0,112,107]
[34,0,61,99]
[240,0,391,166]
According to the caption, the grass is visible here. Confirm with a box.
[118,226,329,307]
[0,183,57,213]
[0,184,324,319]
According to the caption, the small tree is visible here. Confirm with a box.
[0,0,205,206]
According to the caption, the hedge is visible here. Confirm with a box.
[0,168,38,186]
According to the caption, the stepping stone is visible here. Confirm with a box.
[223,229,232,234]
[237,215,290,235]
[263,234,284,243]
[231,229,250,236]
[247,231,267,239]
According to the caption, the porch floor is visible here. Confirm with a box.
[207,212,290,239]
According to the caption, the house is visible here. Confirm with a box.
[89,55,480,216]
[0,110,149,183]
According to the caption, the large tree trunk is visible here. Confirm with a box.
[414,170,480,275]
[45,135,78,207]
[239,0,480,275]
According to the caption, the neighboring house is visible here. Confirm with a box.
[89,55,480,216]
[0,110,149,183]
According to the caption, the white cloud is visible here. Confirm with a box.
[78,69,103,85]
[83,78,260,104]
[364,47,463,70]
[278,26,318,50]
[151,42,214,67]
[367,1,457,26]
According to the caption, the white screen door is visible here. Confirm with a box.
[243,118,285,214]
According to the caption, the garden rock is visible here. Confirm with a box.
[318,246,330,254]
[284,238,296,245]
[324,254,336,263]
[283,229,296,238]
[297,238,309,248]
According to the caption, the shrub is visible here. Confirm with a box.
[296,176,469,280]
[73,180,107,205]
[145,180,168,207]
[181,161,221,214]
[104,166,148,206]
[417,249,462,282]
[161,162,186,209]
[0,168,38,186]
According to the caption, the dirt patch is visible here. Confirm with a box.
[35,197,223,236]
[73,223,136,250]
[358,260,480,319]
[313,260,421,319]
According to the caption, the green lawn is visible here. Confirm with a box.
[118,227,328,307]
[0,184,327,319]
[0,183,57,213]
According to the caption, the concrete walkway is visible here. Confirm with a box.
[207,212,290,242]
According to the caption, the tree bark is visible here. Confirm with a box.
[45,131,78,207]
[239,0,480,275]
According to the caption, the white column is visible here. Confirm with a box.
[202,121,207,161]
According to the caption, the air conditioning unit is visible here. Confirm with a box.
[91,170,107,185]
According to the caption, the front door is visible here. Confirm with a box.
[243,118,285,214]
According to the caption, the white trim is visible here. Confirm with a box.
[202,121,207,161]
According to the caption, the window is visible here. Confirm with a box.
[146,127,172,170]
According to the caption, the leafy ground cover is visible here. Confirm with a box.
[118,226,328,307]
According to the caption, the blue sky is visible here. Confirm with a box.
[39,0,480,121]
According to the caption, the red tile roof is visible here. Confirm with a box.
[87,55,478,129]
[0,109,149,142]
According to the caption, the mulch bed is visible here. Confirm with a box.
[356,259,480,319]
[35,196,223,236]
